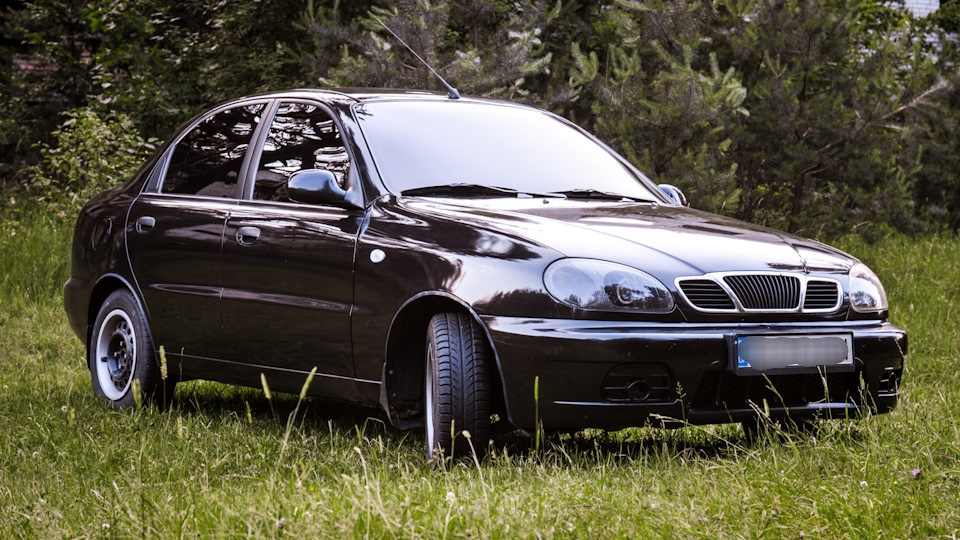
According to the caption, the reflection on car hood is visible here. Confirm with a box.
[404,198,856,276]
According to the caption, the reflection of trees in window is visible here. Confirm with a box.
[163,104,264,197]
[255,102,351,202]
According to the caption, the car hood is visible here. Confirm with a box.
[402,198,857,277]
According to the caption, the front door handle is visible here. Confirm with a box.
[236,226,261,245]
[135,216,155,234]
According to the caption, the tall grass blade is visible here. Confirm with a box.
[280,367,317,462]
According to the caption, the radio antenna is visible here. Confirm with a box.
[375,18,460,100]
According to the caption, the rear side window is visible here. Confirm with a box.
[254,102,350,202]
[162,103,265,197]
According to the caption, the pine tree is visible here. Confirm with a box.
[568,1,747,214]
[715,0,949,234]
[300,0,559,101]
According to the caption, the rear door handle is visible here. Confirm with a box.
[135,216,155,233]
[236,226,261,245]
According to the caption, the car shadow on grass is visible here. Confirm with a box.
[170,380,406,444]
[486,417,864,468]
[164,380,853,467]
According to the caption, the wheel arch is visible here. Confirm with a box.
[380,292,508,430]
[86,274,144,356]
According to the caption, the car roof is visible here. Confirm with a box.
[226,88,532,110]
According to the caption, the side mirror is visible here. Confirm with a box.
[287,169,348,206]
[658,184,688,207]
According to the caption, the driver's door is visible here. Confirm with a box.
[219,100,362,378]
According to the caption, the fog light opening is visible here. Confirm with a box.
[879,368,900,396]
[601,365,674,403]
[885,373,899,394]
[626,379,651,402]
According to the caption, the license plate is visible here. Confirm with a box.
[735,334,853,374]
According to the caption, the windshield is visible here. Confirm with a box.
[354,100,662,201]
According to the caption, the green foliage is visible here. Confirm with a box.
[930,0,960,33]
[0,0,311,164]
[81,0,312,134]
[1,0,960,235]
[0,1,94,183]
[711,0,948,235]
[561,0,955,234]
[300,0,560,101]
[568,1,747,214]
[28,109,155,213]
[914,2,960,231]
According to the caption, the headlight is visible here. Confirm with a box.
[849,263,888,313]
[544,259,675,312]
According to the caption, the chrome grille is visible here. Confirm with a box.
[803,280,841,311]
[678,280,736,311]
[723,274,800,310]
[676,273,842,314]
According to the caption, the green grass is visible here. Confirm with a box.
[1,207,959,538]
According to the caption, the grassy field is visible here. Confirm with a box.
[1,207,959,538]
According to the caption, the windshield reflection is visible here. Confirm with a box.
[355,101,660,202]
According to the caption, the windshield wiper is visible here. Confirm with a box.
[549,189,644,202]
[402,183,563,199]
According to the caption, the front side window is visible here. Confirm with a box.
[254,102,351,202]
[162,103,265,197]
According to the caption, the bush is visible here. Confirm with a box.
[27,108,156,214]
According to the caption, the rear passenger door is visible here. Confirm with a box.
[220,100,363,378]
[127,102,267,360]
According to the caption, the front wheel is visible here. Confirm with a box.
[424,312,492,462]
[90,289,175,408]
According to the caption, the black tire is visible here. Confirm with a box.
[89,289,175,409]
[424,312,492,461]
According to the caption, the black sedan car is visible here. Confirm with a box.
[65,90,906,460]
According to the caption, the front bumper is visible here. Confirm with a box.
[483,317,906,431]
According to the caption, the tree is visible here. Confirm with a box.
[568,1,747,214]
[1,0,312,195]
[912,0,960,230]
[713,0,950,235]
[2,0,959,235]
[930,0,960,33]
[0,0,95,186]
[299,0,559,101]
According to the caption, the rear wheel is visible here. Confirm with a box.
[90,289,175,408]
[424,312,492,461]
